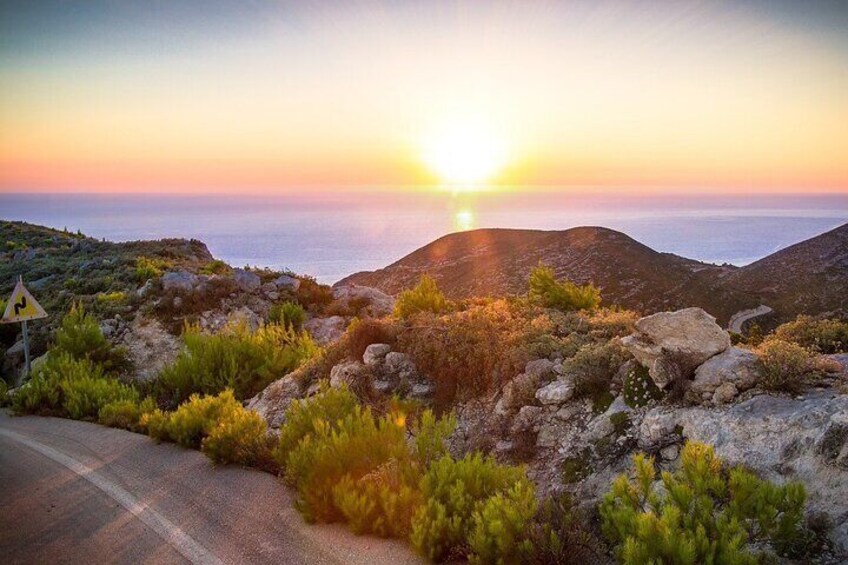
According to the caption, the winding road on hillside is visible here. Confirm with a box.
[727,305,773,334]
[0,412,423,565]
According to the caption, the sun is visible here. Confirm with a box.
[421,122,508,187]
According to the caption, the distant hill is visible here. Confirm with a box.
[725,222,848,319]
[337,227,750,324]
[337,224,848,324]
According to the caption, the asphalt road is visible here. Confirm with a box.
[0,411,423,565]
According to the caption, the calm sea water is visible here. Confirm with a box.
[2,191,847,284]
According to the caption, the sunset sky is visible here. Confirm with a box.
[1,1,847,193]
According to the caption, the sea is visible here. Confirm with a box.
[2,191,847,284]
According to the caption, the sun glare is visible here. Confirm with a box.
[422,122,508,187]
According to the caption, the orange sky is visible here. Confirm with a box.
[1,1,847,194]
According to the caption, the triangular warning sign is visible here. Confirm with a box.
[2,280,48,324]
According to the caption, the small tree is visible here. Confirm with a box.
[600,442,807,564]
[528,264,600,312]
[394,275,448,319]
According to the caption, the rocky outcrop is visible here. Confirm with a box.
[332,284,395,317]
[273,274,301,292]
[161,270,199,292]
[120,317,182,382]
[233,269,261,293]
[246,374,302,428]
[304,315,347,346]
[687,346,760,405]
[622,307,731,388]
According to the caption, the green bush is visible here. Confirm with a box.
[273,385,360,469]
[98,397,156,431]
[154,322,318,406]
[13,353,137,420]
[200,259,231,275]
[528,264,601,312]
[53,303,131,374]
[774,315,848,354]
[269,301,306,331]
[600,442,807,564]
[394,275,448,319]
[468,481,538,564]
[135,256,164,281]
[0,378,8,407]
[756,337,814,393]
[142,390,270,466]
[410,453,530,562]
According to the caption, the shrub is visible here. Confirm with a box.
[200,259,231,275]
[622,363,663,408]
[394,275,448,319]
[143,390,270,466]
[98,397,156,431]
[154,322,318,406]
[756,338,814,393]
[269,301,306,331]
[343,317,398,361]
[774,315,848,354]
[410,453,530,561]
[13,354,137,420]
[468,481,538,564]
[587,307,638,338]
[520,493,606,564]
[284,405,412,523]
[273,385,360,469]
[397,300,533,409]
[295,276,334,310]
[600,442,807,564]
[135,256,164,281]
[201,405,270,466]
[96,291,127,305]
[564,340,630,409]
[0,379,8,407]
[528,264,600,312]
[53,303,131,374]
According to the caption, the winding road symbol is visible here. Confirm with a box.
[14,296,27,316]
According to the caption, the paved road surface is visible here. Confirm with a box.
[727,305,773,334]
[0,412,423,565]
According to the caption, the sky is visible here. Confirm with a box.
[1,0,847,194]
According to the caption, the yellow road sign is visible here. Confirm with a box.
[2,280,48,324]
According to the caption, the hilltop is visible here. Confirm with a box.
[338,224,848,325]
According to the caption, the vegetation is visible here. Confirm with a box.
[394,275,449,319]
[135,256,165,281]
[53,303,131,374]
[774,315,848,354]
[141,390,271,466]
[622,363,663,408]
[564,339,630,410]
[600,442,808,564]
[13,353,138,420]
[529,263,601,312]
[269,301,306,331]
[755,337,814,393]
[200,259,231,275]
[98,397,157,432]
[154,322,318,406]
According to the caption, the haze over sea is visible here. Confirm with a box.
[2,191,847,285]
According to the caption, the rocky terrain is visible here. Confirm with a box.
[339,223,848,325]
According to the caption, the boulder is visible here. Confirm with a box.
[687,346,760,405]
[622,307,731,388]
[536,378,575,405]
[232,269,261,292]
[304,316,347,346]
[5,340,25,359]
[524,358,555,382]
[274,274,301,292]
[161,271,199,292]
[120,317,182,382]
[246,374,301,428]
[329,360,368,389]
[363,343,392,367]
[640,392,848,554]
[383,352,418,383]
[332,284,395,318]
